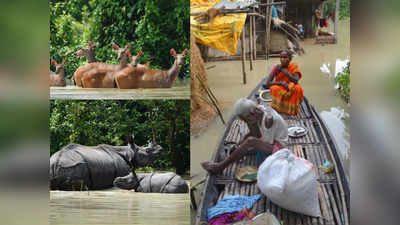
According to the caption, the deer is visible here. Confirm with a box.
[74,41,98,63]
[115,49,188,89]
[138,56,156,68]
[49,59,66,87]
[73,41,98,87]
[128,50,143,67]
[79,43,131,88]
[127,50,155,68]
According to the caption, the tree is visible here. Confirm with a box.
[50,0,189,79]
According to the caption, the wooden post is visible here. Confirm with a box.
[249,17,254,71]
[265,0,273,60]
[252,8,257,60]
[334,0,340,43]
[241,30,247,84]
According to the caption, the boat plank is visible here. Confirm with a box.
[332,182,344,216]
[322,184,335,225]
[326,183,342,225]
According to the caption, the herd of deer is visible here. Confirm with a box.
[50,41,188,89]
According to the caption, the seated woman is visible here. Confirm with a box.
[265,50,304,115]
[201,98,288,174]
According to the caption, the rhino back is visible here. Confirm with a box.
[138,172,188,193]
[50,144,131,190]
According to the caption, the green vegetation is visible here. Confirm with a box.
[50,100,190,175]
[340,0,350,20]
[50,0,190,79]
[335,61,350,103]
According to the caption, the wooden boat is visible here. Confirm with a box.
[195,77,350,225]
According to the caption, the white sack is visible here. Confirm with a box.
[257,149,321,217]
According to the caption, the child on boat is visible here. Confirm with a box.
[264,50,304,115]
[201,98,288,174]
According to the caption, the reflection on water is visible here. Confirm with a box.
[320,107,350,176]
[50,189,189,225]
[321,58,350,89]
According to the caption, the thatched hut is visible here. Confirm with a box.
[193,0,339,61]
[190,32,217,134]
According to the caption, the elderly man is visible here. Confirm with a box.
[201,98,288,174]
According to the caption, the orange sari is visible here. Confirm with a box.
[269,62,304,115]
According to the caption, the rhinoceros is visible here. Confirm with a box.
[113,172,188,193]
[50,135,162,190]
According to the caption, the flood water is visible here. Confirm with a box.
[50,79,190,100]
[50,189,189,225]
[191,19,350,186]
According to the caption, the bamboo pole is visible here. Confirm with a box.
[253,10,257,60]
[334,0,340,43]
[259,2,286,6]
[195,73,226,125]
[318,185,328,224]
[249,18,254,71]
[265,0,273,60]
[326,184,342,225]
[241,30,247,84]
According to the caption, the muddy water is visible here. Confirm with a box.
[191,19,350,185]
[50,189,189,225]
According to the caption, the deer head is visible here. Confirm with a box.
[51,59,66,74]
[129,50,143,67]
[74,41,97,58]
[171,49,188,67]
[112,43,130,62]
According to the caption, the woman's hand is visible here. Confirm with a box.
[280,82,289,91]
[276,64,282,71]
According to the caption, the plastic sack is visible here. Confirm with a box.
[257,149,321,217]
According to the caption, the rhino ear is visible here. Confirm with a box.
[128,134,135,145]
[127,135,138,153]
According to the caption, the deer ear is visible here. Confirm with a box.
[126,50,131,57]
[170,49,176,56]
[92,44,97,49]
[51,59,57,65]
[88,41,92,46]
[112,43,119,50]
[125,43,130,49]
[138,50,143,56]
[183,49,188,55]
[62,59,66,65]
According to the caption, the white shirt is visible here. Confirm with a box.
[258,105,288,147]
